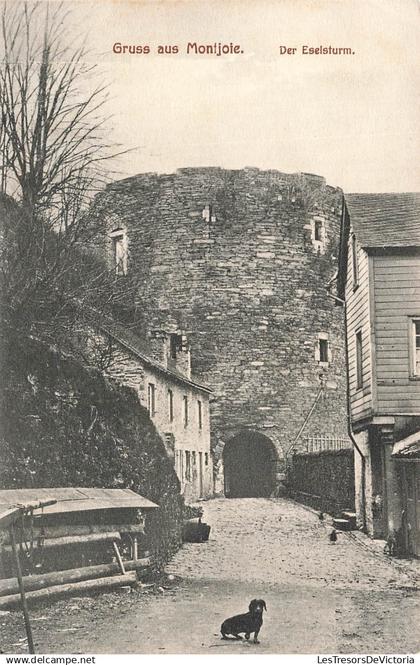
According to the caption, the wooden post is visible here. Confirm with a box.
[9,524,35,654]
[133,536,138,561]
[112,541,126,574]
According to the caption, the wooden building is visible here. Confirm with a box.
[337,193,420,555]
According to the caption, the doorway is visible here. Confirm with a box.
[223,431,277,498]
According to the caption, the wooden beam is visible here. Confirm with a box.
[2,531,121,552]
[0,572,137,610]
[0,558,151,597]
[1,523,145,544]
[112,541,126,574]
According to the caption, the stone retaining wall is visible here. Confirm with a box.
[287,448,355,514]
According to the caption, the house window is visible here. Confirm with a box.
[183,395,188,427]
[147,383,156,416]
[356,330,363,389]
[410,318,420,376]
[198,400,202,430]
[110,229,127,276]
[168,389,174,422]
[352,233,359,288]
[185,451,191,481]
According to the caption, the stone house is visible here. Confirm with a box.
[85,315,213,503]
[92,167,352,498]
[337,193,420,555]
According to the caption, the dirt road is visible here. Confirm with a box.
[2,498,419,653]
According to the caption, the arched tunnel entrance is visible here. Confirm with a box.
[223,431,278,498]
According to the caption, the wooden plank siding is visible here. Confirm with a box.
[373,254,420,415]
[345,232,373,423]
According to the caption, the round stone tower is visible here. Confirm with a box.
[95,168,349,496]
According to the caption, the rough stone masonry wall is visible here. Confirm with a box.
[94,168,350,480]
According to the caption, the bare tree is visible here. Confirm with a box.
[0,1,139,350]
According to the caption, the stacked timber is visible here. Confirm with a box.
[0,487,159,608]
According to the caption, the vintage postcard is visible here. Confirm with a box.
[0,0,419,658]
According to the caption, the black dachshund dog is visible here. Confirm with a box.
[221,599,267,643]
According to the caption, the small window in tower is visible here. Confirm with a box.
[314,220,323,242]
[315,333,330,365]
[170,333,183,359]
[319,339,329,363]
[110,229,128,276]
[202,204,216,223]
[205,452,209,466]
[311,219,326,253]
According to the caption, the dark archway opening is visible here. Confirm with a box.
[223,431,277,498]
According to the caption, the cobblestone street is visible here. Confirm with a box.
[2,497,420,654]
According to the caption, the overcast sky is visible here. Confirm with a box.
[54,1,420,191]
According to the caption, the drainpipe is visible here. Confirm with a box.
[326,209,367,531]
[325,290,367,531]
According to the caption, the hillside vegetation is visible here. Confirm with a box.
[0,336,184,567]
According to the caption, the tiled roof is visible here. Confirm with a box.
[344,193,420,248]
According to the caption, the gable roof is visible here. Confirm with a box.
[344,193,420,249]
